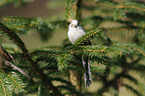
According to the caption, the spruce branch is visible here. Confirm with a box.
[96,1,145,15]
[97,64,126,95]
[0,78,6,96]
[123,74,138,85]
[124,84,142,96]
[65,0,82,22]
[74,29,101,46]
[0,0,144,95]
[57,85,84,96]
[50,77,75,88]
[68,45,108,62]
[0,22,62,96]
[1,16,53,41]
[0,69,22,91]
[0,69,28,95]
[30,49,62,57]
[57,53,74,71]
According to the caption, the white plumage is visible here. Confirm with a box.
[68,20,86,44]
[68,20,92,88]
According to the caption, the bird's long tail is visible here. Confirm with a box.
[5,61,31,79]
[82,57,91,88]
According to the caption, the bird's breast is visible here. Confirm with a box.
[68,29,85,44]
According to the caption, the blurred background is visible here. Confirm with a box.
[0,0,145,96]
[0,0,66,49]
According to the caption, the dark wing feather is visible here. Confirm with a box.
[79,39,91,46]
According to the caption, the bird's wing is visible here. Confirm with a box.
[79,39,91,46]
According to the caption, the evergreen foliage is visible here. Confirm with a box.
[0,0,145,96]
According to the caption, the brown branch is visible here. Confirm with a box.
[30,51,60,57]
[0,22,62,96]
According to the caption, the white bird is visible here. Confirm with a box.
[68,20,92,88]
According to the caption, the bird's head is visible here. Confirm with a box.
[70,20,79,28]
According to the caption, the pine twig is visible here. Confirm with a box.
[0,22,62,96]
